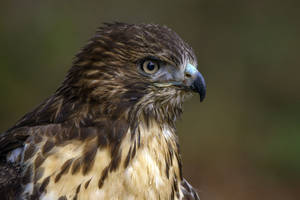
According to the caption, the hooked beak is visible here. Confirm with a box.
[184,63,206,102]
[153,63,206,102]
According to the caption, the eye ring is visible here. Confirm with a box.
[141,60,160,74]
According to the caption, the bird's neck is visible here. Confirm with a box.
[116,118,183,199]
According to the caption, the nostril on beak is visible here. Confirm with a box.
[185,72,192,79]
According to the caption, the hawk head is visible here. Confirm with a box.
[59,23,206,127]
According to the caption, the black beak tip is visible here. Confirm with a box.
[191,72,206,102]
[199,88,206,102]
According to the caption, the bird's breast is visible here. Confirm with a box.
[19,122,182,200]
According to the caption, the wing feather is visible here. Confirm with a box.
[181,178,200,200]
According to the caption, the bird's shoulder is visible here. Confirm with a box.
[0,121,115,199]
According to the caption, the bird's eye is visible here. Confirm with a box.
[141,60,160,74]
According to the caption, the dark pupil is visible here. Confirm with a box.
[147,62,155,71]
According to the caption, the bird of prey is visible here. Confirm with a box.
[0,22,206,200]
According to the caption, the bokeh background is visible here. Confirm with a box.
[1,0,299,199]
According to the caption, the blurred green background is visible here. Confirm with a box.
[0,0,299,199]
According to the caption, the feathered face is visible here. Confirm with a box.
[64,23,206,125]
